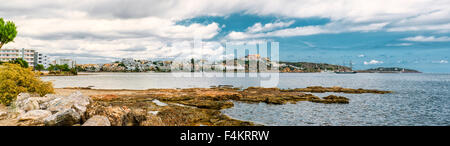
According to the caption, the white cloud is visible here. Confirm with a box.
[226,20,393,39]
[402,36,450,42]
[432,60,448,64]
[247,21,295,33]
[364,60,384,65]
[386,43,413,46]
[1,0,450,62]
[16,17,220,40]
[227,25,329,39]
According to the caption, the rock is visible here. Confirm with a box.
[82,115,111,126]
[46,91,91,113]
[139,115,165,126]
[14,93,37,112]
[36,94,60,109]
[18,110,52,121]
[72,104,87,121]
[0,105,7,120]
[16,93,31,102]
[44,109,81,126]
[0,111,8,120]
[176,99,234,109]
[147,111,159,115]
[17,110,52,126]
[311,95,350,104]
[282,86,392,94]
[18,98,40,112]
[152,99,167,106]
[85,102,132,126]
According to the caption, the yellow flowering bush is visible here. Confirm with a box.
[0,63,54,105]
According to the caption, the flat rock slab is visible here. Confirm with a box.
[44,109,80,126]
[82,115,111,126]
[18,110,52,121]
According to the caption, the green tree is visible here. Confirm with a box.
[0,18,17,49]
[35,64,45,71]
[47,64,57,72]
[9,58,28,68]
[59,64,70,71]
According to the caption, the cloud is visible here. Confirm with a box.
[364,60,384,65]
[402,36,450,42]
[2,0,450,63]
[17,17,220,40]
[227,25,328,39]
[226,21,391,39]
[432,60,448,64]
[386,43,413,46]
[120,46,148,52]
[246,21,295,33]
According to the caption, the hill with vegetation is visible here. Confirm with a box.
[279,62,351,72]
[356,67,421,73]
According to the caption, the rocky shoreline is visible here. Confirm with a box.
[0,86,392,126]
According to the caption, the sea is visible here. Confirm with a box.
[41,72,450,126]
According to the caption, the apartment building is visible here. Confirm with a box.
[53,58,75,68]
[0,48,36,67]
[36,52,51,68]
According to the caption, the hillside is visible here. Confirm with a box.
[356,67,421,73]
[279,62,351,72]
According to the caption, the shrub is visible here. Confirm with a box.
[8,58,29,68]
[0,63,54,105]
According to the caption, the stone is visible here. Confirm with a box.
[85,102,132,126]
[0,105,7,119]
[147,111,159,115]
[72,103,87,121]
[36,94,60,109]
[18,110,52,121]
[152,99,167,106]
[44,108,81,126]
[17,110,52,126]
[46,91,91,113]
[14,93,35,112]
[82,115,111,126]
[16,93,31,102]
[18,98,40,112]
[0,111,8,120]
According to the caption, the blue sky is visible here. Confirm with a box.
[181,14,450,72]
[1,0,449,72]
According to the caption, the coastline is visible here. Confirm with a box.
[1,86,392,126]
[54,86,389,125]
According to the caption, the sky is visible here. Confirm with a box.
[1,0,449,73]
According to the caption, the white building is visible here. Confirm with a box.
[36,53,51,68]
[53,58,75,68]
[0,48,36,67]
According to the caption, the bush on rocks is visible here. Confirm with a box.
[0,63,54,105]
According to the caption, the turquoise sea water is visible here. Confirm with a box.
[42,73,450,126]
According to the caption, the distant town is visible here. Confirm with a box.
[0,48,420,74]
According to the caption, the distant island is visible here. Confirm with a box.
[356,67,421,73]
